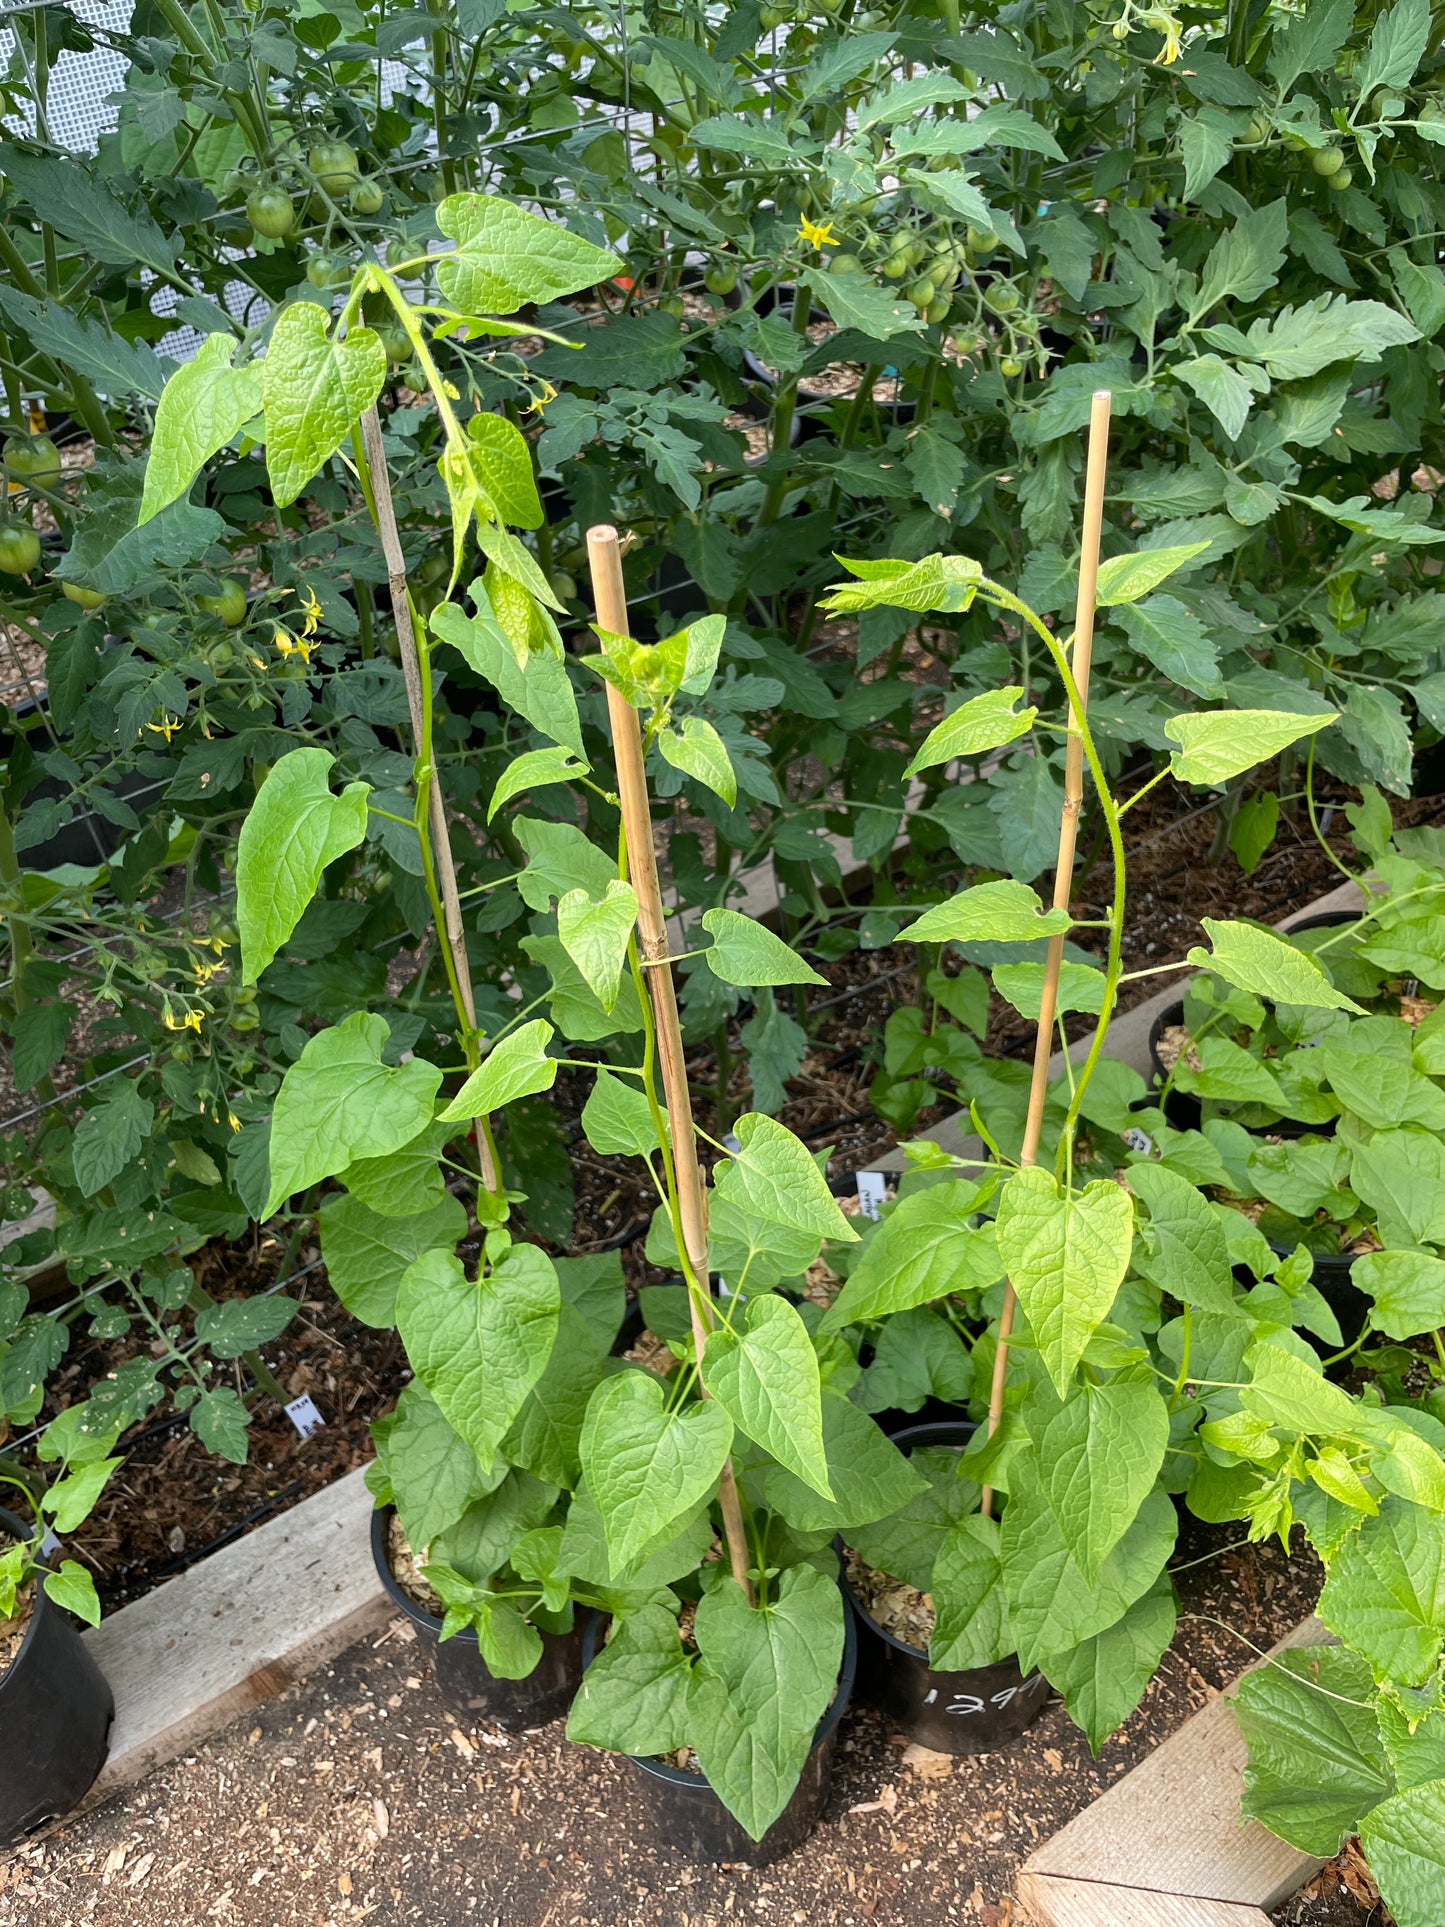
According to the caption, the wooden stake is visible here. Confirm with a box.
[587,525,754,1602]
[360,406,498,1193]
[982,390,1112,1514]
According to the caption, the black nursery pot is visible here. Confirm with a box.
[843,1423,1050,1757]
[580,1599,858,1867]
[371,1505,584,1729]
[0,1508,114,1846]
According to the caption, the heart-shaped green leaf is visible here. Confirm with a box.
[579,1371,734,1576]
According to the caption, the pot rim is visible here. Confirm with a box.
[0,1504,48,1690]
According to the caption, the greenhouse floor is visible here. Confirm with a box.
[1,1526,1326,1927]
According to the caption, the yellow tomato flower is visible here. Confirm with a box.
[525,380,558,415]
[797,216,836,251]
[146,714,182,741]
[163,1005,204,1033]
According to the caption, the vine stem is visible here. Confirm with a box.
[356,405,499,1194]
[981,389,1111,1518]
[587,523,754,1604]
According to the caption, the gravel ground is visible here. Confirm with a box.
[0,1521,1320,1927]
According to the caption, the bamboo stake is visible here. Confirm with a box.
[359,405,498,1194]
[587,523,754,1602]
[981,390,1112,1516]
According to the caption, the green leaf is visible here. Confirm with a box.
[0,285,167,402]
[897,878,1071,947]
[690,1564,845,1842]
[438,1019,557,1122]
[930,1514,1013,1670]
[657,717,737,807]
[1165,708,1338,786]
[432,594,584,758]
[1180,112,1234,202]
[712,1114,860,1244]
[990,960,1105,1022]
[265,1014,442,1216]
[487,746,587,822]
[1001,1470,1176,1673]
[1095,542,1211,607]
[848,1443,981,1590]
[1269,0,1352,91]
[1350,1130,1445,1247]
[141,334,262,523]
[1235,1645,1392,1855]
[42,1561,102,1627]
[820,1181,1000,1331]
[194,1295,295,1360]
[567,1602,694,1755]
[435,194,620,315]
[514,816,617,911]
[189,1386,251,1463]
[702,1295,830,1498]
[465,410,543,528]
[1195,200,1289,315]
[1360,1778,1445,1927]
[41,1456,122,1533]
[765,1393,927,1533]
[556,881,638,1014]
[1176,355,1257,440]
[382,1380,500,1551]
[579,1371,734,1575]
[700,908,826,988]
[1241,1339,1364,1437]
[799,267,925,341]
[435,1471,559,1585]
[57,463,224,598]
[1038,1377,1171,1585]
[237,749,370,984]
[502,1303,608,1487]
[1357,0,1431,98]
[1045,1576,1177,1754]
[397,1243,561,1475]
[72,1082,154,1197]
[580,1070,666,1158]
[821,552,983,616]
[0,149,176,275]
[1231,791,1280,874]
[691,111,806,163]
[261,302,387,509]
[1188,919,1364,1014]
[1114,596,1223,699]
[995,1170,1134,1395]
[1127,1161,1239,1312]
[319,1192,466,1327]
[904,686,1037,778]
[1318,1498,1445,1687]
[1357,1251,1445,1342]
[340,1121,453,1218]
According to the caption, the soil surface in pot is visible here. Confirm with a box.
[0,1576,34,1675]
[385,1515,443,1619]
[842,1547,933,1650]
[1271,1839,1392,1925]
[13,1511,1327,1927]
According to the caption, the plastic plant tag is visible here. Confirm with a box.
[856,1172,888,1221]
[285,1393,326,1439]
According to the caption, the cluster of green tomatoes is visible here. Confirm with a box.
[237,140,387,250]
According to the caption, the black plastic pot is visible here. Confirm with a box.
[843,1423,1050,1756]
[579,1597,857,1867]
[371,1505,584,1728]
[0,1508,114,1846]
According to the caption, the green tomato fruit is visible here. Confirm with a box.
[306,251,348,289]
[1311,146,1345,175]
[378,324,411,363]
[658,293,686,316]
[0,525,40,574]
[246,187,295,237]
[907,276,936,310]
[759,5,787,25]
[828,252,862,275]
[4,435,61,488]
[965,224,998,255]
[349,176,385,214]
[198,579,248,627]
[549,569,578,601]
[704,262,737,295]
[983,280,1022,314]
[999,354,1024,377]
[1244,114,1270,144]
[925,296,951,325]
[903,238,927,266]
[60,580,106,609]
[308,139,360,194]
[1329,166,1353,190]
[881,251,910,278]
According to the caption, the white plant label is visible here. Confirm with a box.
[856,1171,888,1220]
[285,1393,326,1439]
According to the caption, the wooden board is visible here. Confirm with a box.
[1017,1872,1271,1927]
[82,1462,389,1796]
[1022,1616,1328,1910]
